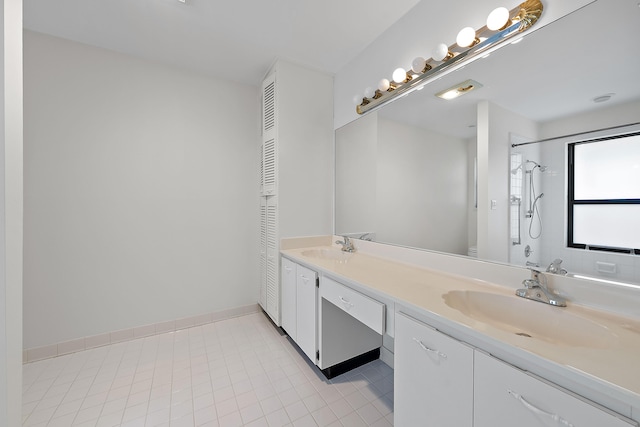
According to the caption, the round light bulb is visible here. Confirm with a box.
[432,43,450,62]
[487,7,510,31]
[392,67,407,84]
[352,94,362,105]
[456,27,477,48]
[411,57,427,74]
[364,87,376,99]
[378,79,390,92]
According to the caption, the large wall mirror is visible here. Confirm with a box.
[335,0,640,285]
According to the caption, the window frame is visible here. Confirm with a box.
[567,132,640,255]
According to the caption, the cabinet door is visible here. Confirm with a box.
[281,258,297,341]
[394,312,473,427]
[258,198,267,310]
[265,196,279,324]
[296,265,317,363]
[474,351,637,427]
[261,74,277,196]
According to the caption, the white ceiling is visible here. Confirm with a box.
[23,0,421,85]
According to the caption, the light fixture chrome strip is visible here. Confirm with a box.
[356,0,543,115]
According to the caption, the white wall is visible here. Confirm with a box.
[272,60,334,239]
[377,118,468,254]
[23,31,259,349]
[1,1,23,424]
[466,137,478,249]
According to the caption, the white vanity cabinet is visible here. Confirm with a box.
[474,351,637,427]
[280,257,318,363]
[296,264,318,363]
[280,257,297,341]
[394,312,473,427]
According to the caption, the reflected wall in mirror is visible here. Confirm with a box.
[335,0,640,285]
[336,111,475,256]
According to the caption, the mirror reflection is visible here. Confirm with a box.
[335,0,640,285]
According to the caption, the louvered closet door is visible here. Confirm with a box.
[265,196,279,323]
[262,74,276,135]
[261,74,277,196]
[259,197,267,310]
[262,138,276,195]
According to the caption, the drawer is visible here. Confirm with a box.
[321,276,385,335]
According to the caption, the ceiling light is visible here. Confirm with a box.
[435,79,483,100]
[354,0,544,115]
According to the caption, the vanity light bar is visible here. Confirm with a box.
[355,0,543,115]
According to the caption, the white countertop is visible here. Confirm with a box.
[281,242,640,413]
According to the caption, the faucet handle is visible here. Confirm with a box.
[546,258,568,275]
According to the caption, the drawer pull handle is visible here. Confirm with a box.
[284,267,292,272]
[507,389,574,427]
[301,275,310,283]
[339,296,354,309]
[412,338,447,359]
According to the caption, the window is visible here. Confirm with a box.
[567,132,640,254]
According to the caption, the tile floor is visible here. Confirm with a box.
[22,312,394,426]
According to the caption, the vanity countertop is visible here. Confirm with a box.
[281,243,640,411]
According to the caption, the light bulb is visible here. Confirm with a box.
[352,94,362,105]
[392,68,407,84]
[378,79,390,92]
[364,87,376,99]
[487,7,510,31]
[432,43,450,62]
[411,57,427,74]
[456,27,477,48]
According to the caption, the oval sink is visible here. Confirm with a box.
[301,248,353,263]
[443,290,618,348]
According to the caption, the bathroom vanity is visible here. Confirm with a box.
[281,256,385,378]
[280,236,640,427]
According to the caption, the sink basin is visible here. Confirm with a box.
[443,290,618,348]
[301,248,353,263]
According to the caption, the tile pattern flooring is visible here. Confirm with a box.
[22,312,394,426]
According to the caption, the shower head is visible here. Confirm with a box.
[526,160,547,172]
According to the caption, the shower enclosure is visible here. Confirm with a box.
[509,135,546,268]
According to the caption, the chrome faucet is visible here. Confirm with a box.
[546,258,568,275]
[516,269,567,307]
[335,236,355,252]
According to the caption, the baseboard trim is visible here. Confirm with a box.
[24,303,261,364]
